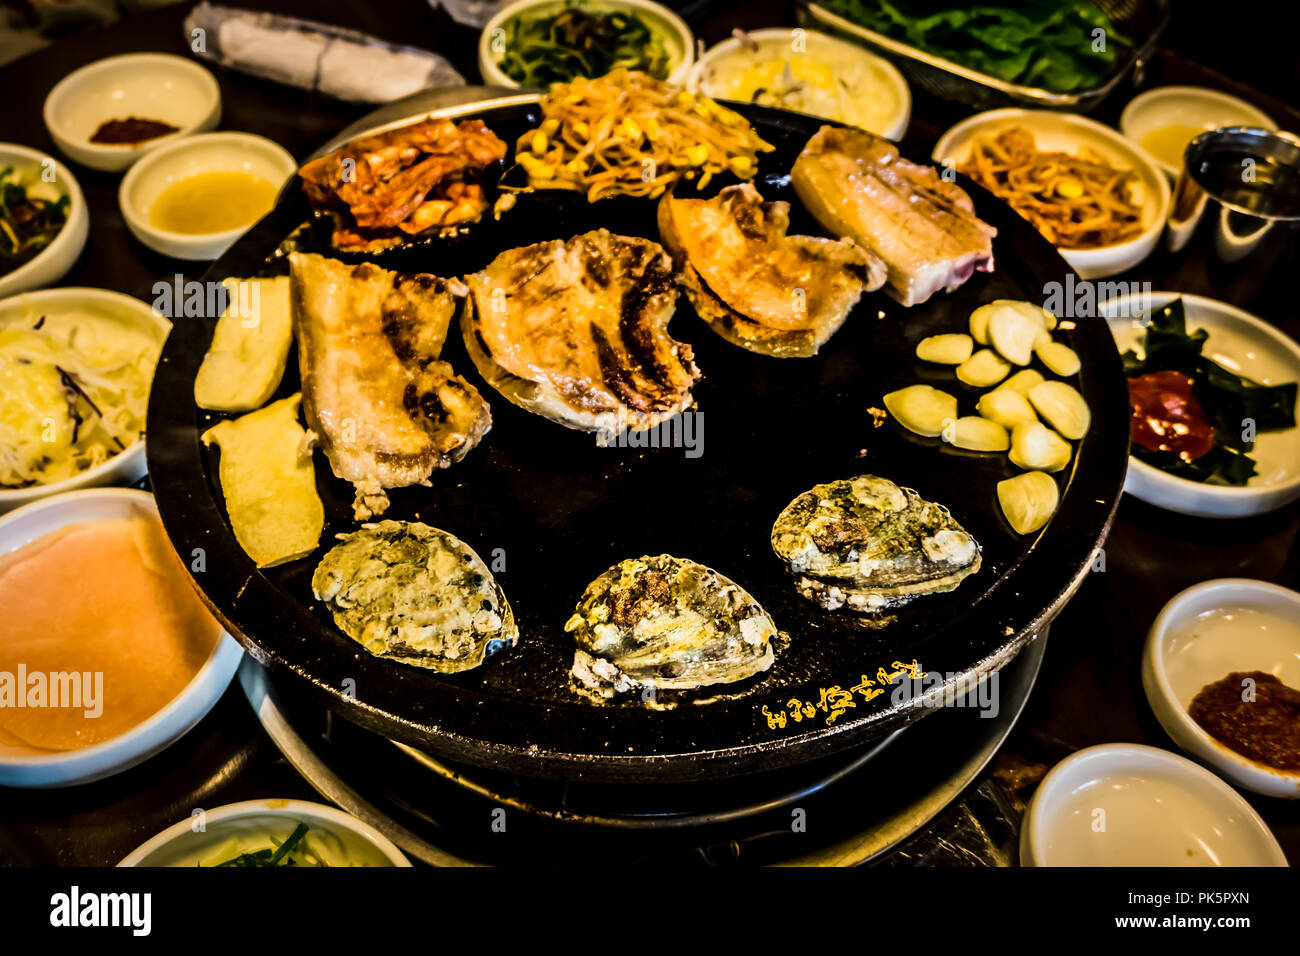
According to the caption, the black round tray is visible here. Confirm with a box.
[147,94,1128,783]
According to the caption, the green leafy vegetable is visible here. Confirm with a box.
[499,1,672,87]
[0,166,69,276]
[817,0,1125,93]
[1124,298,1298,486]
[211,823,323,867]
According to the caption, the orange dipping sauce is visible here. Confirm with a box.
[0,510,221,753]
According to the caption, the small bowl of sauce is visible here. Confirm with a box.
[1120,85,1277,180]
[119,132,296,260]
[1143,577,1300,797]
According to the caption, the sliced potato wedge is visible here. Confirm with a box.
[989,306,1041,366]
[194,276,293,412]
[1028,381,1091,440]
[916,333,974,365]
[976,389,1037,428]
[883,384,957,437]
[996,368,1046,397]
[1036,340,1081,377]
[997,471,1060,535]
[201,394,324,567]
[1009,421,1072,473]
[947,415,1010,451]
[956,349,1011,387]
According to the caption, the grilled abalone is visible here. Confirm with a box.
[312,521,517,672]
[461,229,701,434]
[566,555,777,695]
[771,475,980,612]
[657,184,885,358]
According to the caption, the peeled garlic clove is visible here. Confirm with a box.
[883,385,958,437]
[1036,340,1081,377]
[996,368,1045,396]
[1009,421,1072,473]
[1028,381,1091,440]
[997,471,1060,535]
[946,415,1009,451]
[989,307,1041,366]
[1005,300,1057,331]
[976,389,1037,428]
[969,303,995,345]
[956,349,1011,387]
[916,333,974,365]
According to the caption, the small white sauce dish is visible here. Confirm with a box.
[688,28,911,141]
[933,109,1171,279]
[0,489,243,788]
[118,131,296,261]
[119,799,411,866]
[1101,291,1300,517]
[43,53,221,173]
[0,287,170,513]
[1120,86,1277,180]
[0,144,89,297]
[479,0,695,89]
[1021,743,1287,866]
[1143,578,1300,798]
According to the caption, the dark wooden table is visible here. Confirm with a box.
[1,0,1296,866]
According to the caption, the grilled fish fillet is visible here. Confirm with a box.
[793,125,996,308]
[289,252,491,520]
[657,184,886,357]
[461,229,701,433]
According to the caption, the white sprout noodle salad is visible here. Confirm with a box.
[0,307,161,488]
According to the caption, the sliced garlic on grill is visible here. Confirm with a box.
[883,384,958,437]
[996,368,1046,396]
[948,415,1010,451]
[1028,381,1091,440]
[916,333,974,365]
[997,471,1060,535]
[1009,421,1072,473]
[976,388,1038,428]
[1036,340,1081,377]
[956,349,1011,387]
[989,306,1041,366]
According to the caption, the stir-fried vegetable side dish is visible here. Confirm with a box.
[959,126,1144,249]
[498,1,673,86]
[0,167,69,276]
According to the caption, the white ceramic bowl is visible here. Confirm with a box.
[1120,86,1277,180]
[933,109,1171,279]
[1102,292,1300,517]
[479,0,695,89]
[688,28,911,141]
[1143,579,1300,798]
[44,53,221,173]
[0,144,89,297]
[1021,743,1287,866]
[0,489,243,788]
[118,132,296,261]
[119,799,411,867]
[0,287,170,512]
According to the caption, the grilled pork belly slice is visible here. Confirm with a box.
[461,229,701,433]
[792,126,997,308]
[289,252,491,520]
[657,185,885,358]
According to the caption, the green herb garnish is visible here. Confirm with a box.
[499,1,672,87]
[212,822,319,867]
[0,166,70,275]
[1124,298,1297,486]
[816,0,1125,93]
